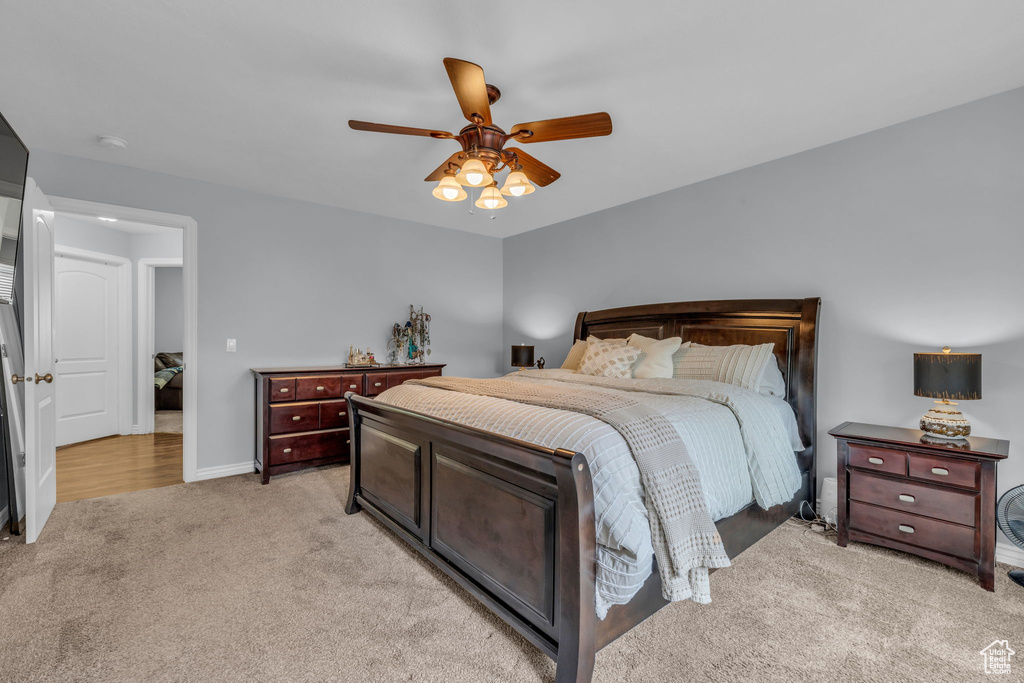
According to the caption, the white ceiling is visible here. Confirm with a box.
[2,1,1023,239]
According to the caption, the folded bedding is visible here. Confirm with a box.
[154,366,183,390]
[375,368,802,618]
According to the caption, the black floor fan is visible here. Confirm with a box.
[996,486,1024,588]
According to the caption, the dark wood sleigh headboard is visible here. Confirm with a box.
[573,298,822,487]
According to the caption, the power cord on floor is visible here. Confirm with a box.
[787,499,838,538]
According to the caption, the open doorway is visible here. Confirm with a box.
[47,198,196,502]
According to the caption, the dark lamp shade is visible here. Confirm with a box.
[913,351,982,401]
[511,345,535,368]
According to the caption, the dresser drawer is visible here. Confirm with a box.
[295,375,342,401]
[365,373,389,396]
[848,444,906,476]
[908,453,979,490]
[340,374,364,396]
[269,377,295,402]
[848,471,977,527]
[269,430,348,465]
[269,402,321,435]
[848,501,975,560]
[387,368,442,389]
[319,400,350,430]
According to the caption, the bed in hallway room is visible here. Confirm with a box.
[343,298,820,683]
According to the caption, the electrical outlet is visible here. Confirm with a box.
[226,339,237,353]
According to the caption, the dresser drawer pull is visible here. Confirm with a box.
[279,388,289,393]
[349,384,357,389]
[931,467,949,476]
[316,386,325,391]
[898,494,916,503]
[291,416,301,421]
[346,440,351,445]
[898,524,915,534]
[338,412,346,417]
[374,382,382,387]
[282,448,292,453]
[868,457,884,465]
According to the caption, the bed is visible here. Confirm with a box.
[154,351,184,411]
[344,298,820,683]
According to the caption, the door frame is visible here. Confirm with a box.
[137,257,183,435]
[46,196,198,483]
[53,245,133,440]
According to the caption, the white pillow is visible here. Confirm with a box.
[626,333,682,379]
[578,339,642,379]
[672,342,776,391]
[758,355,787,397]
[561,340,588,371]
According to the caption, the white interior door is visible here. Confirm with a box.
[55,256,120,446]
[22,178,57,543]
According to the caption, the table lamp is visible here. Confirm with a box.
[913,347,981,439]
[511,344,545,371]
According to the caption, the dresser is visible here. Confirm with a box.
[252,364,445,484]
[830,422,1009,591]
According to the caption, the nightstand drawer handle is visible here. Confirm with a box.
[349,384,357,389]
[339,412,346,417]
[283,448,292,453]
[868,457,884,465]
[280,388,289,393]
[898,494,915,503]
[931,467,949,476]
[316,386,325,391]
[346,440,351,445]
[374,382,382,387]
[291,416,301,421]
[898,524,915,534]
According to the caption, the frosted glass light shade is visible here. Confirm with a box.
[432,175,467,202]
[500,170,535,197]
[456,157,492,187]
[474,185,507,210]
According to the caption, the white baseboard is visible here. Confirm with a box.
[997,543,1024,569]
[196,462,256,481]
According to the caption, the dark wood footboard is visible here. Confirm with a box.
[345,394,598,682]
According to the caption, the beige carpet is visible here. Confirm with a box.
[0,465,1020,682]
[154,410,183,434]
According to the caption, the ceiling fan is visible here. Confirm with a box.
[349,57,612,210]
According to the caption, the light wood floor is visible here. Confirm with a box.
[57,433,183,503]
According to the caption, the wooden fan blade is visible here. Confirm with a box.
[443,58,492,126]
[424,152,467,182]
[349,120,454,139]
[510,113,612,143]
[506,148,560,187]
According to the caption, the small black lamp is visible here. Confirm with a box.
[914,347,982,439]
[511,344,545,371]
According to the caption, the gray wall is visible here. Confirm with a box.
[154,267,184,354]
[504,87,1024,553]
[31,151,505,471]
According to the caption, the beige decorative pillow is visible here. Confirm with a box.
[672,342,776,391]
[587,335,626,346]
[578,340,642,378]
[561,340,588,371]
[626,333,682,379]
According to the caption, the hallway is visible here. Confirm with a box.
[56,433,183,503]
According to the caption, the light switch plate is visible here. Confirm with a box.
[226,338,237,352]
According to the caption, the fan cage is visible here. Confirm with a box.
[996,485,1024,548]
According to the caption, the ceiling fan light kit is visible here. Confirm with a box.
[349,57,612,213]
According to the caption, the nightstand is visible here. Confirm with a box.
[829,422,1009,591]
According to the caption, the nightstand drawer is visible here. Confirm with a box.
[848,444,906,476]
[848,471,977,527]
[908,453,979,490]
[848,501,975,560]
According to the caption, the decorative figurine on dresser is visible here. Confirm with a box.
[829,348,1009,591]
[251,363,444,484]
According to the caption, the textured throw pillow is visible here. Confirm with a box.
[672,342,776,391]
[578,340,642,378]
[561,340,589,371]
[626,333,682,379]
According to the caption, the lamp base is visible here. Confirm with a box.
[920,400,971,439]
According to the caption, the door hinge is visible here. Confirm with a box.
[1,343,7,358]
[18,452,26,468]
